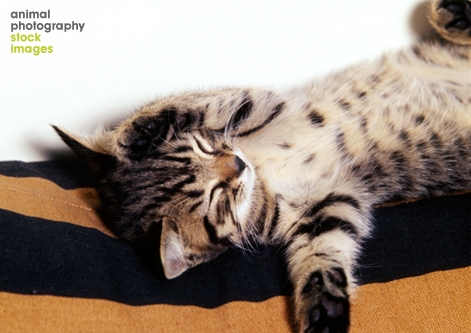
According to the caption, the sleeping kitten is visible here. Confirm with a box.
[54,1,471,332]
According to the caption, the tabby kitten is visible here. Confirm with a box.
[54,1,471,332]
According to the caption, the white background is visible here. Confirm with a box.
[0,0,433,161]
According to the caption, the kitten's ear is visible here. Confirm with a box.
[160,217,188,279]
[52,125,115,178]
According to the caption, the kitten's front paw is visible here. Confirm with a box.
[431,0,471,44]
[117,108,196,161]
[298,269,350,333]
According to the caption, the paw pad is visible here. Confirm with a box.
[442,0,471,31]
[309,293,350,333]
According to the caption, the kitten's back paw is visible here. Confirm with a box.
[430,0,471,45]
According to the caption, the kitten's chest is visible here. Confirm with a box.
[236,125,351,201]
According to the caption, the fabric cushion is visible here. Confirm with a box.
[0,160,470,332]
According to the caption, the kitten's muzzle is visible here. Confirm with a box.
[217,154,247,181]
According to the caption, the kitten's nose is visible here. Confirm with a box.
[218,154,247,180]
[234,155,246,177]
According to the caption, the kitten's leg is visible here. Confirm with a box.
[430,0,471,45]
[284,199,371,333]
[112,89,285,161]
[287,233,358,333]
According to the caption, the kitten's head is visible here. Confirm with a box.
[54,126,259,279]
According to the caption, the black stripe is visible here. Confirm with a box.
[238,102,285,137]
[136,203,161,219]
[308,109,324,126]
[174,146,193,153]
[0,160,95,189]
[303,193,360,219]
[338,99,351,111]
[215,200,230,225]
[255,198,268,235]
[278,143,292,149]
[187,190,204,198]
[336,132,345,148]
[229,203,238,227]
[231,91,253,127]
[0,209,290,307]
[204,216,220,245]
[304,154,316,164]
[209,182,227,205]
[315,216,357,237]
[292,215,358,240]
[188,201,203,213]
[267,197,280,239]
[160,156,192,165]
[412,45,425,61]
[389,151,413,194]
[399,130,411,148]
[359,117,368,131]
[126,178,171,193]
[131,164,182,175]
[161,175,196,196]
[173,174,197,188]
[197,111,205,127]
[1,194,471,305]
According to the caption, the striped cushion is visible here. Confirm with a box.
[0,160,470,332]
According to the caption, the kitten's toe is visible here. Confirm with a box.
[430,0,471,44]
[299,269,350,333]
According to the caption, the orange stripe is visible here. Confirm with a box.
[1,267,469,333]
[351,266,471,333]
[0,293,292,333]
[0,175,113,237]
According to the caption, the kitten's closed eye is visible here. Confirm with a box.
[194,136,217,155]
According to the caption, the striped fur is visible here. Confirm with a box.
[55,1,471,332]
